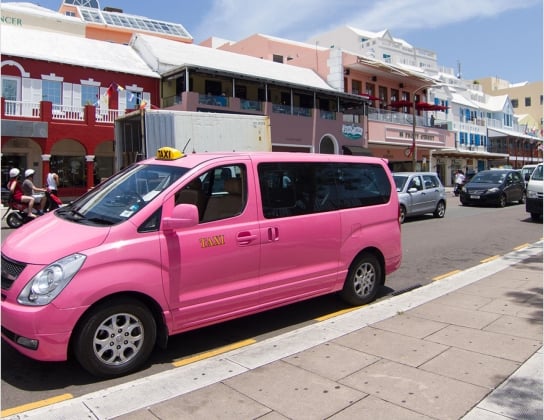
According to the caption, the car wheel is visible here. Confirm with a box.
[498,194,507,208]
[339,253,382,306]
[73,298,157,378]
[519,191,526,204]
[433,200,446,218]
[399,205,406,224]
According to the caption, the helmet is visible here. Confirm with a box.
[25,169,35,178]
[9,168,20,178]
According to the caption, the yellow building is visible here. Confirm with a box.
[478,77,543,137]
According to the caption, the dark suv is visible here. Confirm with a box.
[460,169,525,207]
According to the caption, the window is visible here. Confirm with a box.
[2,77,18,100]
[511,99,518,108]
[81,84,99,106]
[126,90,142,109]
[42,80,62,104]
[272,54,284,63]
[525,97,531,106]
[258,162,391,218]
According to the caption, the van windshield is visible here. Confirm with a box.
[57,164,187,225]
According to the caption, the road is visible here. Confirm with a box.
[1,195,542,413]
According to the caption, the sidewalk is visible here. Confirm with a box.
[4,242,543,420]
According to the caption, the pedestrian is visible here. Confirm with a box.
[22,169,47,215]
[453,170,465,196]
[45,167,61,211]
[7,168,37,218]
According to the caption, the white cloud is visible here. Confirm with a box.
[192,0,540,42]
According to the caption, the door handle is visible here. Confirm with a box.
[236,231,257,245]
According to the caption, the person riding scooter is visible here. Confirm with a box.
[7,168,37,219]
[22,169,47,215]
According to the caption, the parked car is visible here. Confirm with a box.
[393,172,446,223]
[520,164,538,188]
[525,163,543,221]
[460,169,525,207]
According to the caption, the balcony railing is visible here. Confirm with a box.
[4,100,40,118]
[52,104,84,121]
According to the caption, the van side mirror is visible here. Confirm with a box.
[162,204,199,231]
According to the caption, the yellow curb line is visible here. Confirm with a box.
[432,270,462,281]
[172,339,256,367]
[1,393,73,417]
[315,306,362,321]
[480,255,500,263]
[514,243,530,251]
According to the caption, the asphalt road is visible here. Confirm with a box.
[1,195,542,412]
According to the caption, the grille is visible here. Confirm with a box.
[1,255,26,290]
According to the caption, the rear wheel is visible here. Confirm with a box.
[339,253,382,306]
[399,205,406,224]
[73,298,157,378]
[433,201,446,218]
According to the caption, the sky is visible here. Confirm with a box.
[12,0,544,83]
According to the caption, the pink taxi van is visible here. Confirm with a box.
[1,148,401,377]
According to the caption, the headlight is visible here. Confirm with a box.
[17,254,86,306]
[487,187,500,193]
[527,190,538,199]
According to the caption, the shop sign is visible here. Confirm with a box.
[1,16,23,26]
[342,124,363,140]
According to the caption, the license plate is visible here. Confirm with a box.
[470,195,480,199]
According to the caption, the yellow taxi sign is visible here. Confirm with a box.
[156,147,184,160]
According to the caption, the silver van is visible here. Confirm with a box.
[526,163,543,221]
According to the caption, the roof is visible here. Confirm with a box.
[1,2,77,20]
[130,33,345,93]
[1,25,160,78]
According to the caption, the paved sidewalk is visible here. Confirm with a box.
[4,242,543,420]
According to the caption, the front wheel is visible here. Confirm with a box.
[433,200,446,218]
[6,212,24,228]
[399,205,406,224]
[73,298,157,378]
[498,194,507,208]
[518,191,526,204]
[339,253,382,306]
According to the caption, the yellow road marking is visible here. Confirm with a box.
[432,270,462,281]
[315,306,361,321]
[514,243,530,251]
[1,393,73,417]
[480,255,500,263]
[172,339,256,367]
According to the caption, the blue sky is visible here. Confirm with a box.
[16,0,544,82]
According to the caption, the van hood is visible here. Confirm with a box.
[2,212,110,265]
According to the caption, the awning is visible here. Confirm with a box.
[360,93,379,101]
[415,102,449,111]
[389,100,412,108]
[488,127,542,141]
[431,148,508,159]
[342,145,373,156]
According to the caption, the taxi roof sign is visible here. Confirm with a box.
[156,147,184,160]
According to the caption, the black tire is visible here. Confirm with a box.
[6,212,24,229]
[73,298,157,378]
[498,194,507,208]
[399,205,406,224]
[518,191,526,204]
[339,253,382,306]
[531,213,541,222]
[433,200,446,218]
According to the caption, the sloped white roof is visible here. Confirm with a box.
[1,2,76,20]
[451,93,479,108]
[345,25,414,48]
[1,25,160,78]
[130,33,338,92]
[483,94,508,112]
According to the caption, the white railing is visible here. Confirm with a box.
[96,109,124,123]
[52,104,85,121]
[4,100,40,118]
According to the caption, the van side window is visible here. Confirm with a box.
[176,164,247,223]
[258,162,391,219]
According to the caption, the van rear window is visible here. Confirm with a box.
[258,162,391,218]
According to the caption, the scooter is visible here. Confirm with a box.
[2,196,40,229]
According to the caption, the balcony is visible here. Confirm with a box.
[1,98,123,126]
